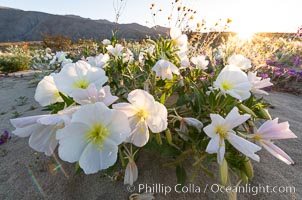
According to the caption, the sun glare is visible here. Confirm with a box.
[236,30,255,41]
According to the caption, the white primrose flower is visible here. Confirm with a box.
[55,51,67,63]
[203,107,261,164]
[123,49,134,63]
[213,65,252,101]
[170,28,188,52]
[152,59,180,80]
[61,58,73,66]
[10,106,78,156]
[34,74,63,107]
[112,89,168,147]
[251,118,297,165]
[71,83,118,106]
[191,55,209,70]
[228,54,252,70]
[102,39,111,46]
[53,61,108,96]
[178,52,190,69]
[106,44,124,57]
[248,72,273,95]
[87,53,110,68]
[139,52,145,66]
[57,102,131,174]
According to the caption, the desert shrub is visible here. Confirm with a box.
[42,34,72,51]
[0,53,31,73]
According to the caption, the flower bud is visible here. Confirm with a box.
[243,157,254,179]
[241,171,248,184]
[220,158,228,186]
[258,107,272,120]
[165,129,172,144]
[238,104,257,118]
[124,160,138,186]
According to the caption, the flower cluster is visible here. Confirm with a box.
[10,29,297,195]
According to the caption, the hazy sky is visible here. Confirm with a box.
[1,0,301,33]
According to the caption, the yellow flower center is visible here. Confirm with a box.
[74,79,90,89]
[53,90,61,100]
[221,80,233,91]
[137,109,148,120]
[215,125,229,147]
[86,123,110,149]
[253,133,262,141]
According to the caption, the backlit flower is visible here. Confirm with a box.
[102,39,111,46]
[251,118,297,165]
[112,89,168,147]
[152,59,180,80]
[34,74,63,107]
[203,107,261,164]
[54,61,108,96]
[106,44,124,57]
[228,54,251,70]
[248,72,273,95]
[170,28,188,52]
[214,65,252,101]
[57,102,131,174]
[87,53,110,68]
[71,83,118,106]
[191,55,209,70]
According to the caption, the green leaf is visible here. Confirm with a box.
[59,92,74,107]
[75,162,83,175]
[160,93,166,104]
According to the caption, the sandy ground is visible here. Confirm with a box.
[0,73,301,200]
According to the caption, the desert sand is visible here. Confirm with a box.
[0,72,301,200]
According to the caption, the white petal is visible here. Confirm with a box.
[206,134,220,154]
[127,89,155,110]
[146,102,168,133]
[29,125,58,156]
[128,121,149,147]
[57,122,89,163]
[106,109,131,145]
[112,103,137,117]
[225,107,250,129]
[203,124,217,138]
[170,28,181,39]
[71,102,114,127]
[227,132,261,162]
[10,115,49,128]
[79,140,118,174]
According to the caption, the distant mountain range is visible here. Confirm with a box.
[0,7,168,42]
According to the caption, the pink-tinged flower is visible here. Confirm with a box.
[10,106,78,156]
[251,118,297,165]
[71,83,118,106]
[203,107,261,164]
[248,72,273,95]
